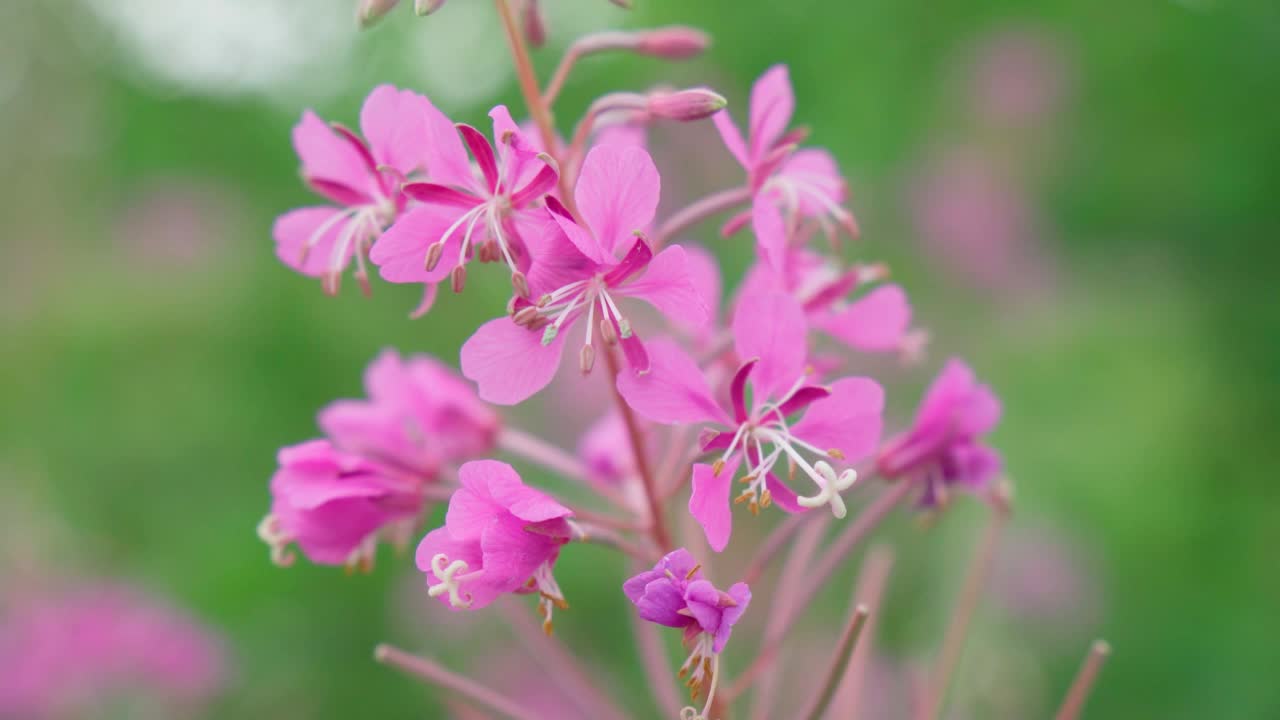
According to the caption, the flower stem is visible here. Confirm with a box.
[832,545,895,718]
[497,427,592,484]
[741,513,807,585]
[630,561,683,717]
[797,604,871,720]
[916,502,1009,720]
[604,346,672,552]
[1054,640,1111,720]
[653,186,752,248]
[374,644,542,720]
[492,0,576,210]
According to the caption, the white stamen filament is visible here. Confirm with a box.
[256,514,296,567]
[427,553,474,608]
[455,206,487,265]
[599,289,631,338]
[678,635,720,720]
[299,206,359,264]
[486,206,521,274]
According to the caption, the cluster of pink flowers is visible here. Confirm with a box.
[250,4,1108,720]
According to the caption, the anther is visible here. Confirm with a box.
[424,241,444,271]
[513,306,540,327]
[711,459,726,476]
[600,317,619,346]
[579,344,596,375]
[511,271,530,299]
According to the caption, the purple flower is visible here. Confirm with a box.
[617,292,884,551]
[876,358,1002,506]
[713,65,858,270]
[416,460,574,631]
[624,549,751,703]
[273,85,440,298]
[258,440,425,569]
[460,144,707,405]
[319,348,499,471]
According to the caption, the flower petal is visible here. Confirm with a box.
[615,338,728,426]
[712,109,749,169]
[751,195,790,271]
[620,245,710,328]
[292,110,372,195]
[460,317,568,405]
[575,145,661,257]
[359,85,437,176]
[370,204,469,284]
[272,206,354,277]
[815,284,911,352]
[732,292,808,402]
[748,65,795,162]
[690,459,736,552]
[791,377,884,463]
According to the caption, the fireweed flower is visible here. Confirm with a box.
[257,440,426,570]
[273,85,440,298]
[618,292,883,550]
[623,549,750,712]
[876,358,1002,507]
[416,460,574,632]
[371,105,558,309]
[319,349,499,471]
[460,144,707,405]
[713,65,859,270]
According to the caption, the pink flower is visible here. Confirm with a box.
[371,105,558,311]
[577,410,636,485]
[460,144,707,405]
[258,440,425,569]
[876,358,1002,506]
[416,460,574,631]
[623,549,750,701]
[738,250,919,357]
[713,65,858,270]
[273,85,442,297]
[617,292,883,551]
[0,583,226,718]
[319,349,499,471]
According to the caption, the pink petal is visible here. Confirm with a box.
[461,459,573,524]
[690,459,736,553]
[680,244,722,328]
[272,206,354,277]
[764,473,806,513]
[751,195,790,271]
[615,338,729,426]
[574,145,661,257]
[712,109,749,169]
[916,359,1000,437]
[415,528,503,610]
[791,377,884,463]
[748,65,795,162]
[732,292,808,401]
[359,85,436,176]
[458,123,500,193]
[292,110,371,195]
[546,196,612,265]
[480,518,563,595]
[402,182,483,208]
[490,105,541,191]
[523,208,599,298]
[417,97,475,189]
[780,148,847,215]
[815,284,912,352]
[460,317,567,405]
[621,245,709,327]
[370,205,466,284]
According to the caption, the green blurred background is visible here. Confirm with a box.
[3,0,1278,717]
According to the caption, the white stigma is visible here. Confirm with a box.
[427,553,473,608]
[796,460,858,518]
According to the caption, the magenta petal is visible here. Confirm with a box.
[615,338,728,426]
[415,528,502,610]
[460,317,567,405]
[370,205,464,284]
[684,580,724,634]
[509,162,559,208]
[402,182,483,209]
[917,359,1001,437]
[273,206,353,277]
[619,329,651,374]
[359,85,435,176]
[621,245,710,328]
[816,284,912,352]
[680,244,723,327]
[292,110,370,194]
[457,123,500,193]
[713,582,751,652]
[575,145,661,257]
[690,460,736,553]
[791,377,885,463]
[729,359,758,423]
[712,109,749,169]
[733,292,809,402]
[546,196,612,265]
[480,518,562,596]
[764,473,805,514]
[751,195,789,271]
[636,579,692,628]
[748,64,795,162]
[463,459,573,524]
[774,385,832,417]
[523,209,599,298]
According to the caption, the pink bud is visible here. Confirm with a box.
[414,0,446,16]
[357,0,400,27]
[646,88,727,122]
[634,26,710,59]
[522,0,548,48]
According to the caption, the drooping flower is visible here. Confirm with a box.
[713,65,858,270]
[319,349,499,471]
[876,358,1002,506]
[617,292,884,551]
[416,460,574,632]
[371,105,558,311]
[273,85,441,299]
[0,583,226,719]
[460,144,707,405]
[257,440,425,570]
[623,549,750,708]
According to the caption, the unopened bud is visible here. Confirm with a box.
[635,26,710,59]
[522,0,547,48]
[579,344,596,374]
[414,0,446,16]
[647,88,727,122]
[357,0,400,28]
[450,265,466,293]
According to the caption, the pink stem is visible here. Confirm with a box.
[1054,640,1111,720]
[653,186,753,249]
[741,514,807,585]
[374,644,542,720]
[572,520,655,561]
[797,603,871,720]
[498,428,592,484]
[604,346,672,552]
[916,503,1008,720]
[832,545,895,720]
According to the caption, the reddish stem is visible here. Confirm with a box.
[604,346,672,551]
[1054,640,1111,720]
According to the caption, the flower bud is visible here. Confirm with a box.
[646,88,727,122]
[634,27,710,60]
[415,0,446,16]
[357,0,400,27]
[522,0,548,48]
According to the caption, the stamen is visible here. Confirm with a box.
[511,270,530,299]
[256,515,296,567]
[450,265,467,293]
[427,553,473,608]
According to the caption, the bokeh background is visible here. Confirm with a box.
[3,0,1278,718]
